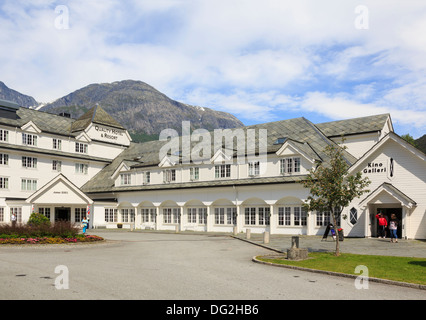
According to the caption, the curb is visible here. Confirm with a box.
[252,255,426,291]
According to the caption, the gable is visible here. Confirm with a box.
[26,174,93,205]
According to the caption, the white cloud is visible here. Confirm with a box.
[0,0,425,137]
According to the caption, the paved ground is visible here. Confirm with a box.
[0,230,424,301]
[231,232,426,258]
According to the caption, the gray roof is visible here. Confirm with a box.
[82,115,389,194]
[316,114,390,137]
[71,105,125,132]
[0,107,75,136]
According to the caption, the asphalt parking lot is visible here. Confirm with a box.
[0,230,424,300]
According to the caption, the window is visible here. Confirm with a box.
[105,208,118,222]
[143,171,151,184]
[190,167,199,181]
[198,207,207,224]
[75,142,88,153]
[120,173,131,185]
[0,177,8,189]
[21,178,37,191]
[245,207,256,225]
[10,207,22,222]
[214,207,236,225]
[0,207,4,222]
[294,207,307,226]
[39,207,51,220]
[75,163,88,174]
[53,138,62,150]
[316,211,331,227]
[22,133,37,146]
[187,208,197,223]
[350,207,358,225]
[187,207,207,224]
[248,161,260,176]
[163,208,180,224]
[141,208,156,223]
[52,160,62,172]
[280,157,301,175]
[163,169,176,183]
[215,164,231,178]
[22,156,37,169]
[258,207,270,226]
[75,207,85,222]
[0,129,9,142]
[0,153,8,165]
[122,208,135,223]
[278,206,307,226]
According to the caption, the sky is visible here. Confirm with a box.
[0,0,425,138]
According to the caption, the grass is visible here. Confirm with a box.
[257,252,426,286]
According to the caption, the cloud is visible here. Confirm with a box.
[0,0,425,138]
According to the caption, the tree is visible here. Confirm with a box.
[302,141,371,256]
[400,134,417,148]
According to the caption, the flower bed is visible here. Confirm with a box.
[0,234,104,245]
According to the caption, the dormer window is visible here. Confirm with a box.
[22,133,37,146]
[120,173,131,185]
[75,142,88,153]
[280,157,301,175]
[163,169,176,183]
[248,161,260,177]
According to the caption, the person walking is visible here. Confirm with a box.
[81,216,89,234]
[389,213,399,243]
[375,213,387,238]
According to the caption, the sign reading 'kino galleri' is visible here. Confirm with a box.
[94,125,124,141]
[363,158,395,178]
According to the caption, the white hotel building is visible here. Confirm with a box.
[0,99,425,239]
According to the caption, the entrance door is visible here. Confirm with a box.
[376,208,402,239]
[55,207,71,221]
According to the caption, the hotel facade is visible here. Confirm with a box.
[1,99,425,239]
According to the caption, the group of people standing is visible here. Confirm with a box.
[376,212,399,242]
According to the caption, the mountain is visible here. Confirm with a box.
[40,80,243,141]
[0,81,38,107]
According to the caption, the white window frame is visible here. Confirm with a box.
[163,169,176,183]
[0,153,9,166]
[0,129,9,142]
[22,156,37,169]
[53,138,62,150]
[215,164,231,179]
[75,142,88,154]
[21,178,37,191]
[105,208,118,223]
[248,161,260,177]
[22,133,37,146]
[75,163,88,175]
[52,160,62,172]
[120,173,132,185]
[190,167,199,181]
[0,177,8,189]
[280,157,301,175]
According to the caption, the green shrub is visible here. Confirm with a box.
[27,212,51,227]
